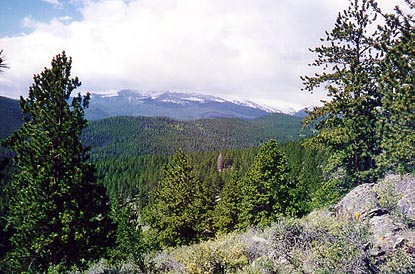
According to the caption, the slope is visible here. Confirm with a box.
[0,96,22,140]
[82,113,309,158]
[127,175,415,273]
[85,90,289,120]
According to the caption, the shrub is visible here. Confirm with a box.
[145,232,265,273]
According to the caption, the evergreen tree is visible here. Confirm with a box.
[302,0,384,186]
[142,150,213,248]
[237,140,291,229]
[213,172,242,234]
[375,1,415,174]
[0,50,11,273]
[2,52,114,272]
[108,200,146,271]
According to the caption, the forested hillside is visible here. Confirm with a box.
[80,113,314,204]
[0,92,312,220]
[94,142,327,208]
[82,113,308,157]
[0,95,308,160]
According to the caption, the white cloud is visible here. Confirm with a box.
[58,16,73,21]
[41,0,64,9]
[0,0,408,109]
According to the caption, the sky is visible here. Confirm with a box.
[0,0,408,110]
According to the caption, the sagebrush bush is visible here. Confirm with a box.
[86,207,413,273]
[377,247,415,274]
[149,233,250,273]
[140,212,373,273]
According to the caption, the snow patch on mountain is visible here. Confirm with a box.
[100,93,119,98]
[232,99,296,114]
[90,89,296,115]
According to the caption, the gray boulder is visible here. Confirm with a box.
[334,175,415,261]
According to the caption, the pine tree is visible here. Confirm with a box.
[108,200,146,270]
[2,52,114,272]
[142,150,213,248]
[302,0,384,186]
[375,1,415,174]
[0,51,10,265]
[237,140,291,229]
[213,172,241,234]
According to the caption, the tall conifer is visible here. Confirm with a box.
[302,0,383,185]
[143,150,212,248]
[237,140,291,229]
[303,0,414,185]
[375,1,415,173]
[2,52,113,272]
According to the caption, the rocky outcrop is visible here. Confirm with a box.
[334,175,415,263]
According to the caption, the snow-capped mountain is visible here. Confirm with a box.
[231,99,295,115]
[85,90,294,120]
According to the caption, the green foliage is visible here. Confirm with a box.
[311,177,348,208]
[375,180,401,214]
[82,113,309,158]
[142,150,215,248]
[107,200,146,271]
[1,52,114,273]
[143,211,377,274]
[237,140,292,229]
[0,155,13,267]
[377,247,415,274]
[282,140,328,215]
[302,0,415,186]
[0,155,12,216]
[312,220,371,273]
[375,1,415,174]
[302,0,383,186]
[93,139,326,244]
[94,153,169,204]
[213,172,242,234]
[149,233,250,273]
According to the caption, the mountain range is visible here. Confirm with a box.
[86,90,300,120]
[0,90,307,126]
[0,93,309,155]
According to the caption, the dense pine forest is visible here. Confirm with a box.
[0,0,414,273]
[83,114,309,156]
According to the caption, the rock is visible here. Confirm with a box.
[369,215,403,251]
[334,175,415,221]
[365,208,389,219]
[334,175,415,261]
[394,237,407,249]
[392,175,415,218]
[334,183,377,220]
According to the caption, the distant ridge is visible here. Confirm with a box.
[293,108,309,118]
[85,90,296,121]
[0,96,22,140]
[0,95,310,157]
